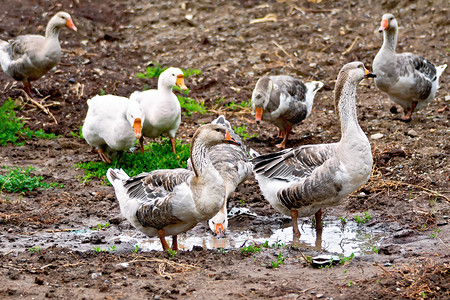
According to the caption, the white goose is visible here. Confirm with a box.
[373,13,447,122]
[82,95,145,163]
[251,62,375,238]
[130,67,187,153]
[0,12,77,98]
[107,123,239,251]
[187,115,253,237]
[251,76,323,148]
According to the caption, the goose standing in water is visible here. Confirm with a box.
[107,124,240,251]
[130,67,187,153]
[187,115,253,238]
[251,62,375,239]
[0,12,77,99]
[373,13,447,122]
[251,76,323,148]
[82,95,145,163]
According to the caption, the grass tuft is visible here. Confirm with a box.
[0,166,63,193]
[76,138,191,184]
[0,99,57,145]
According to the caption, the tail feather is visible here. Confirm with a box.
[305,81,324,95]
[106,168,129,187]
[0,40,12,73]
[436,64,447,78]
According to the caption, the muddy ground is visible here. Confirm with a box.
[0,0,449,299]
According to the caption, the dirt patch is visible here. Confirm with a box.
[1,0,449,299]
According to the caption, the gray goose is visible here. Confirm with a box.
[251,75,323,148]
[373,13,447,122]
[107,124,239,251]
[0,12,77,98]
[187,115,253,237]
[251,62,375,238]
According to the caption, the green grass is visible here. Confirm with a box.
[137,64,201,79]
[177,94,206,116]
[225,100,251,111]
[355,212,372,224]
[0,166,63,193]
[233,125,257,141]
[0,99,58,145]
[240,244,261,255]
[75,138,191,184]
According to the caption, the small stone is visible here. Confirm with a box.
[91,272,102,279]
[407,129,418,137]
[371,133,383,139]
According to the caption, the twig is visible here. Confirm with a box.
[272,40,290,57]
[250,13,277,24]
[438,238,450,251]
[21,91,58,124]
[342,36,360,55]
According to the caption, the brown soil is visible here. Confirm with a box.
[1,0,449,299]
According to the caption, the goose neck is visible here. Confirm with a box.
[190,141,213,178]
[381,28,397,53]
[336,81,361,138]
[45,23,62,39]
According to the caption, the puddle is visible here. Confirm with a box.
[127,218,385,256]
[1,217,384,257]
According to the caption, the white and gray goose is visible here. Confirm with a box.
[107,124,239,251]
[251,62,375,238]
[187,115,253,238]
[0,12,77,98]
[251,75,323,148]
[373,13,447,122]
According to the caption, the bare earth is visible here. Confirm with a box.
[0,0,449,299]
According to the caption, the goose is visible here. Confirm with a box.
[106,123,240,251]
[130,67,187,153]
[251,62,375,238]
[82,95,145,163]
[373,13,447,122]
[187,115,253,238]
[251,75,323,148]
[0,12,77,99]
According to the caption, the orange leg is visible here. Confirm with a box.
[139,136,145,153]
[158,230,170,251]
[315,209,323,231]
[171,235,178,251]
[291,210,301,238]
[170,137,176,154]
[400,101,417,122]
[97,148,111,163]
[276,126,292,149]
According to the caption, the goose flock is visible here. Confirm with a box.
[1,12,446,251]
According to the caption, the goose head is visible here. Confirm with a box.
[126,99,145,139]
[378,13,397,33]
[191,123,240,149]
[158,67,188,91]
[334,62,376,116]
[252,76,272,124]
[209,213,228,239]
[50,12,77,31]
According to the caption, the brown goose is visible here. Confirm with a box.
[0,12,77,98]
[187,115,253,238]
[107,124,240,251]
[251,62,375,238]
[373,13,447,122]
[251,76,323,148]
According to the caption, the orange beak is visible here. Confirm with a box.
[254,107,263,124]
[176,75,187,90]
[378,19,388,32]
[133,118,142,139]
[215,223,225,239]
[364,68,376,79]
[224,130,240,146]
[66,18,77,31]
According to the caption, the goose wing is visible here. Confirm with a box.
[270,76,308,123]
[252,143,336,181]
[396,53,436,99]
[123,169,193,229]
